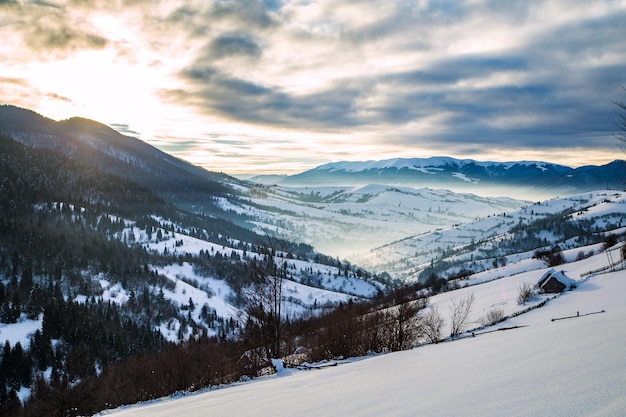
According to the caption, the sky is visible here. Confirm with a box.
[1,0,626,176]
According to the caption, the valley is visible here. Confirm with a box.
[227,183,526,260]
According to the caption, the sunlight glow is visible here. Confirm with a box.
[0,0,623,175]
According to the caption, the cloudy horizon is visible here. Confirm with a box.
[1,0,626,175]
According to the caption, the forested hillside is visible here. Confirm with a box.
[0,133,388,416]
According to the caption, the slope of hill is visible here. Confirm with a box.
[2,104,625,416]
[361,190,626,282]
[0,130,385,415]
[0,105,527,261]
[251,156,625,199]
[0,105,236,216]
[232,184,526,259]
[98,243,626,417]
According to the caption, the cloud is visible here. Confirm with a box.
[109,123,140,137]
[0,1,108,58]
[2,0,626,173]
[157,0,626,166]
[160,0,278,39]
[26,16,108,52]
[166,59,367,129]
[208,33,262,60]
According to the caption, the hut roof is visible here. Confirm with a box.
[537,269,577,293]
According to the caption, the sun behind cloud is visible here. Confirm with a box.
[1,0,625,175]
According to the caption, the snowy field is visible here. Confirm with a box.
[98,252,626,417]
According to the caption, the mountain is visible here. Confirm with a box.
[93,261,626,417]
[0,106,533,259]
[82,191,626,417]
[0,106,389,415]
[0,105,236,216]
[251,156,625,199]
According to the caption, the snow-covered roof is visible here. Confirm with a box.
[537,269,577,292]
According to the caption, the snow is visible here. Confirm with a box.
[363,191,626,281]
[100,280,130,304]
[313,157,564,173]
[98,248,626,417]
[243,183,525,259]
[159,263,237,320]
[155,261,359,338]
[451,172,476,183]
[0,314,42,348]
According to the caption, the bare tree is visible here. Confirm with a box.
[242,236,287,365]
[421,306,445,344]
[386,289,428,351]
[449,293,475,340]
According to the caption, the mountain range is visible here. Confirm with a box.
[2,104,622,204]
[251,156,625,199]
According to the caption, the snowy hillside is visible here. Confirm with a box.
[362,190,626,282]
[102,216,384,340]
[98,238,626,417]
[312,156,563,173]
[227,183,526,259]
[0,213,383,354]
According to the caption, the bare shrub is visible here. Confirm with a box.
[421,307,445,344]
[517,282,534,305]
[386,296,428,351]
[480,308,505,326]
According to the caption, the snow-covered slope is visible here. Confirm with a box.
[0,213,384,348]
[98,244,626,417]
[313,156,560,173]
[362,190,626,282]
[113,216,383,340]
[232,184,526,259]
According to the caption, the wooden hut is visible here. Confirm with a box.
[536,269,577,293]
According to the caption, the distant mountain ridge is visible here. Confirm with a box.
[252,156,625,198]
[315,157,568,172]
